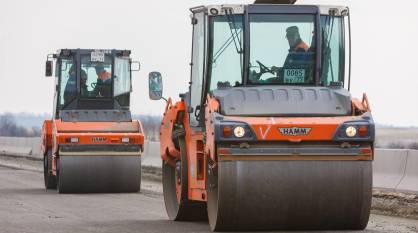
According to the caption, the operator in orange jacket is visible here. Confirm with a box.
[283,26,309,66]
[270,26,309,74]
[94,64,112,97]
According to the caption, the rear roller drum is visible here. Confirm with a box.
[43,149,57,190]
[162,136,207,221]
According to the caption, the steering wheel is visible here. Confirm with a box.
[256,60,274,75]
[90,82,97,89]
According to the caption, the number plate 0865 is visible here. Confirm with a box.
[284,69,305,83]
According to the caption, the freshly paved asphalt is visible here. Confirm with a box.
[0,166,417,233]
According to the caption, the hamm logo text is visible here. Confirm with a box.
[278,127,311,136]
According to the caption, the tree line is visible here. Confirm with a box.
[133,115,161,141]
[0,114,41,137]
[0,113,162,141]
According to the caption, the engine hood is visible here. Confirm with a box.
[212,86,351,116]
[54,120,141,133]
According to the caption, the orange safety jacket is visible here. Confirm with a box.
[292,41,309,52]
[98,71,111,82]
[282,40,310,70]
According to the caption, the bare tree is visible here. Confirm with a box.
[134,115,162,141]
[0,113,41,137]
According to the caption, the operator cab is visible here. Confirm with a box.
[149,3,352,124]
[46,49,140,120]
[201,4,349,88]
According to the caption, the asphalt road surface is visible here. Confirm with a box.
[0,166,417,233]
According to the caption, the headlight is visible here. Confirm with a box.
[333,118,375,142]
[233,126,245,138]
[70,137,79,143]
[214,115,256,141]
[121,137,130,143]
[345,126,357,137]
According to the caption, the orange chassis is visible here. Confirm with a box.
[41,119,145,176]
[160,93,373,202]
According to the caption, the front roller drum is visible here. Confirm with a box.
[57,155,141,193]
[207,160,372,231]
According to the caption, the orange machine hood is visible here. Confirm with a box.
[213,113,374,142]
[54,119,141,133]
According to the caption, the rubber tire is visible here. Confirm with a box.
[43,149,57,189]
[172,128,185,150]
[162,137,207,221]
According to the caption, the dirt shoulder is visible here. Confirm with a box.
[372,189,418,220]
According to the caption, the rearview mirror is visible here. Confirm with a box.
[45,60,53,77]
[149,72,163,100]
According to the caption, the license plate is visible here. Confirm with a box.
[284,69,305,83]
[91,51,105,62]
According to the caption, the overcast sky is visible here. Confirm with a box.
[1,0,417,126]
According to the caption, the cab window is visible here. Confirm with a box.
[209,15,243,91]
[59,58,76,107]
[189,12,206,127]
[80,54,112,98]
[248,14,316,85]
[114,57,131,96]
[320,16,344,86]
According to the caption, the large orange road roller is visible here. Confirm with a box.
[149,1,375,231]
[42,49,144,193]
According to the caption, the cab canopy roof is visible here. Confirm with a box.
[54,49,131,58]
[254,0,297,4]
[191,3,348,16]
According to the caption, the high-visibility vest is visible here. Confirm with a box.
[99,71,111,82]
[293,41,309,52]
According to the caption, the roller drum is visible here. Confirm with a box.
[207,160,372,231]
[57,155,141,193]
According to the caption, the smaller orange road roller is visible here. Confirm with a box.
[42,49,144,193]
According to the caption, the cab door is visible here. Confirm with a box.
[187,11,208,201]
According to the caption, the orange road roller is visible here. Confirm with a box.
[42,49,144,193]
[149,1,374,231]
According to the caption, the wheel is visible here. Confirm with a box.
[43,149,57,189]
[162,136,207,221]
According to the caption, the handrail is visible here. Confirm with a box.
[164,97,173,113]
[362,93,371,112]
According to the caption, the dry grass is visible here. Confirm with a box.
[376,127,418,149]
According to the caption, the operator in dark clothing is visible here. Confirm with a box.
[63,66,88,105]
[63,66,77,105]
